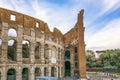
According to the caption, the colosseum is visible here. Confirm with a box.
[0,8,86,80]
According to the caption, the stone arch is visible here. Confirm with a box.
[8,28,17,37]
[0,38,2,57]
[35,42,41,59]
[44,67,49,76]
[22,68,29,80]
[51,67,57,77]
[22,40,30,58]
[35,67,41,77]
[7,39,17,61]
[7,68,16,80]
[65,50,70,59]
[65,61,71,76]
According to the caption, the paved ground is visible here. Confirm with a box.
[87,72,120,80]
[61,72,120,80]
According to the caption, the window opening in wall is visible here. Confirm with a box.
[35,42,41,59]
[8,28,17,37]
[7,68,16,80]
[75,47,77,53]
[65,50,70,59]
[35,68,41,77]
[36,22,39,28]
[10,14,16,21]
[22,40,30,58]
[22,68,29,80]
[75,62,78,68]
[7,40,17,61]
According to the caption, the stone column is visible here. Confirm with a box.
[29,66,35,80]
[30,42,35,63]
[48,67,51,77]
[59,66,62,78]
[1,67,7,80]
[16,66,22,80]
[30,29,35,63]
[41,67,44,76]
[56,67,58,78]
[17,25,23,63]
[1,22,8,63]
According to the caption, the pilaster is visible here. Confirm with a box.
[30,66,35,80]
[17,25,23,63]
[1,22,8,63]
[1,66,7,80]
[16,66,22,80]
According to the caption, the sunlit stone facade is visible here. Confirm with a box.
[0,8,86,80]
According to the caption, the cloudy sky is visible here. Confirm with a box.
[0,0,120,50]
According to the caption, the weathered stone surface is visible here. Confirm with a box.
[0,8,86,80]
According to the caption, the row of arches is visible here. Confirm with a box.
[0,38,63,62]
[0,67,57,80]
[6,28,62,44]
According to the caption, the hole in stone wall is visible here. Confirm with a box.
[7,40,17,61]
[35,42,41,59]
[36,22,39,28]
[22,68,29,80]
[10,14,16,21]
[7,68,16,80]
[22,40,30,58]
[8,28,17,37]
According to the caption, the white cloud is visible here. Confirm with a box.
[86,18,120,50]
[0,0,120,50]
[102,0,120,13]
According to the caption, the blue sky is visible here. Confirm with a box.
[0,0,120,50]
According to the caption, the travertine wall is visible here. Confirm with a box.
[0,8,86,80]
[0,8,64,80]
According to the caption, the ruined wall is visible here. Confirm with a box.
[0,8,64,80]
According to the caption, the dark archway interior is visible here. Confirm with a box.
[65,50,70,59]
[7,68,16,80]
[51,67,55,77]
[7,40,17,61]
[22,68,29,80]
[65,61,71,76]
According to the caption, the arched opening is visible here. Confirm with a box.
[7,68,16,80]
[51,67,56,77]
[44,44,49,59]
[7,40,17,61]
[8,28,17,37]
[35,68,41,77]
[44,68,48,76]
[22,68,29,80]
[65,61,71,76]
[22,40,30,58]
[44,44,49,64]
[65,50,70,59]
[0,39,2,57]
[58,48,60,60]
[35,42,41,59]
